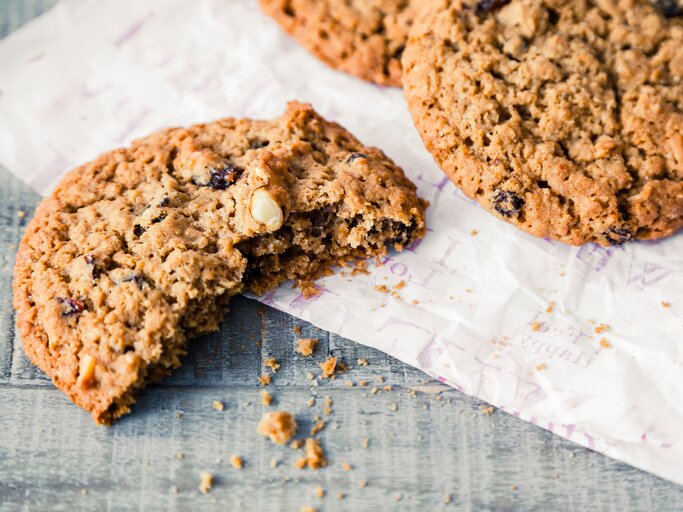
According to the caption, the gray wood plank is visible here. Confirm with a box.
[1,386,682,512]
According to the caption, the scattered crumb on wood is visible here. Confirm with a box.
[393,280,406,290]
[511,484,518,491]
[212,400,224,411]
[176,452,184,459]
[361,438,369,449]
[383,385,393,391]
[306,372,315,380]
[370,387,379,395]
[600,338,612,349]
[359,479,367,488]
[530,321,542,332]
[662,301,671,308]
[170,485,178,495]
[270,458,280,469]
[295,438,327,470]
[310,419,327,436]
[358,380,367,387]
[319,356,337,379]
[260,390,273,406]
[594,323,609,334]
[307,397,315,407]
[375,376,384,383]
[344,380,354,387]
[314,485,325,498]
[338,492,346,500]
[481,405,494,415]
[341,462,353,471]
[265,357,280,372]
[258,374,272,386]
[299,506,317,512]
[198,472,213,493]
[444,494,452,503]
[395,493,402,502]
[293,325,302,335]
[357,358,369,366]
[290,439,303,449]
[230,455,244,470]
[17,210,26,219]
[257,411,297,445]
[390,403,398,412]
[296,338,318,357]
[80,489,88,496]
[470,229,478,236]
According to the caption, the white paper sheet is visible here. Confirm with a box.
[1,0,681,485]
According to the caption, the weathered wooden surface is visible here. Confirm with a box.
[1,2,683,511]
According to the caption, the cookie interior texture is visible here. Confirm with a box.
[260,0,424,87]
[13,102,427,424]
[403,0,682,245]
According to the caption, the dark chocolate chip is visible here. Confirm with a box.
[603,226,633,245]
[249,139,270,149]
[309,205,335,237]
[157,196,170,207]
[547,7,560,24]
[208,164,244,190]
[133,225,145,237]
[347,152,368,163]
[242,264,261,284]
[654,0,682,17]
[477,0,511,13]
[392,45,405,61]
[492,189,524,217]
[57,297,85,316]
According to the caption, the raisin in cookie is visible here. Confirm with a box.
[260,0,425,86]
[403,0,683,245]
[13,102,427,424]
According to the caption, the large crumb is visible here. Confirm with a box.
[260,390,273,406]
[258,374,272,386]
[296,438,327,470]
[258,411,297,445]
[198,471,213,494]
[230,455,244,470]
[265,357,280,372]
[296,338,318,357]
[319,356,337,379]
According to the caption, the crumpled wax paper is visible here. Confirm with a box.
[0,0,681,484]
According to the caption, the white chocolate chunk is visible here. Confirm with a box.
[250,189,284,232]
[77,354,96,388]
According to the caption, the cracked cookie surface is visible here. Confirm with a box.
[260,0,426,86]
[13,102,427,424]
[403,0,683,245]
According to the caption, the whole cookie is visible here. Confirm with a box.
[403,0,683,245]
[260,0,425,86]
[14,102,427,424]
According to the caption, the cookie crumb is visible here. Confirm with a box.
[306,372,315,380]
[295,338,318,357]
[375,376,384,383]
[511,484,518,491]
[307,397,315,407]
[390,403,398,412]
[230,455,244,470]
[319,356,337,379]
[299,506,317,512]
[258,374,272,386]
[546,301,556,313]
[395,493,402,502]
[341,462,353,471]
[536,363,547,371]
[361,438,369,448]
[170,485,178,495]
[80,489,88,496]
[470,229,478,236]
[212,400,224,411]
[393,280,406,290]
[17,210,26,219]
[383,385,393,391]
[258,411,297,445]
[530,321,542,332]
[270,457,280,469]
[176,452,184,459]
[291,439,303,449]
[594,323,609,334]
[198,472,213,494]
[359,479,367,488]
[296,438,327,470]
[358,380,367,387]
[293,325,302,335]
[344,380,354,387]
[374,284,389,293]
[338,492,346,500]
[315,485,325,498]
[481,405,494,415]
[600,338,612,349]
[265,357,280,372]
[310,419,327,436]
[444,494,452,504]
[261,390,273,406]
[662,301,671,308]
[357,358,369,366]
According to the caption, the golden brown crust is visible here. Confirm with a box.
[260,0,427,86]
[13,102,427,424]
[403,0,683,245]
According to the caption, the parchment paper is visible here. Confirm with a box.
[1,0,681,484]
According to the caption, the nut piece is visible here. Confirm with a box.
[77,354,96,388]
[257,411,297,445]
[250,189,284,232]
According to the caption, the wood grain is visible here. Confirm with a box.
[1,2,682,510]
